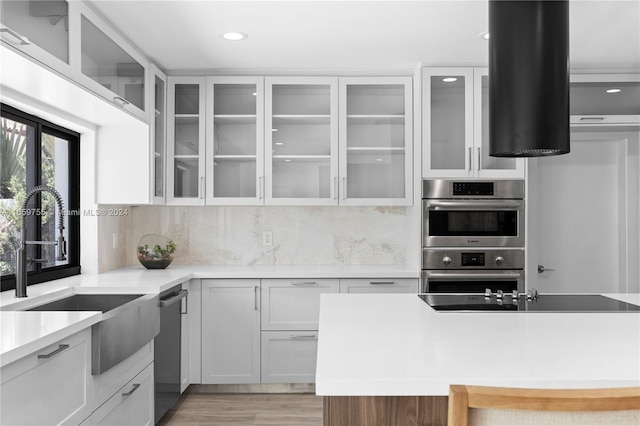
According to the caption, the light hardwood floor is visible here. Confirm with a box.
[157,392,323,426]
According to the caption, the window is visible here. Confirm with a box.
[1,104,80,292]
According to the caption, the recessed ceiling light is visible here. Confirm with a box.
[221,32,248,41]
[284,159,292,162]
[478,31,490,40]
[376,158,383,162]
[252,92,257,96]
[605,88,621,94]
[271,128,278,132]
[442,77,458,83]
[275,142,284,146]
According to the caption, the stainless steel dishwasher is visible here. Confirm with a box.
[154,284,188,424]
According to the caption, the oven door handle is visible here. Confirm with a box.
[427,273,522,281]
[427,200,522,210]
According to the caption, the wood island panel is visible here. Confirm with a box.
[323,395,448,426]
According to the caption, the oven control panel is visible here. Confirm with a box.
[452,182,494,196]
[461,252,485,266]
[423,249,525,269]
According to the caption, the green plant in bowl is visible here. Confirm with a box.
[137,234,176,269]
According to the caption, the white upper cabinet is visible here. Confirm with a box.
[167,77,206,205]
[339,77,413,205]
[206,76,265,205]
[265,77,339,205]
[1,1,151,123]
[570,74,640,127]
[0,0,70,74]
[473,68,525,178]
[422,67,525,178]
[76,3,148,121]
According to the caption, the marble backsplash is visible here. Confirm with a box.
[129,206,411,266]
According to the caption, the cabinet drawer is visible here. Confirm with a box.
[89,362,154,426]
[339,278,419,294]
[261,331,318,383]
[261,279,339,330]
[1,328,92,426]
[93,341,153,409]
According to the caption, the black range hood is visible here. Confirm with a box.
[489,0,570,157]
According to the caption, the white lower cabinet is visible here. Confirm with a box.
[200,276,416,385]
[261,331,318,383]
[1,328,92,426]
[260,279,338,383]
[89,362,154,426]
[339,278,419,293]
[261,279,339,330]
[201,279,261,384]
[87,342,154,426]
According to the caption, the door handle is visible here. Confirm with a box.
[0,27,31,45]
[537,265,556,273]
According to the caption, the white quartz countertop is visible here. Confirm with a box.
[0,264,418,367]
[315,293,640,396]
[1,311,101,367]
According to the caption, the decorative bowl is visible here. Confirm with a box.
[137,234,176,269]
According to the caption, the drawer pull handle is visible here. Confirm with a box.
[370,281,395,285]
[122,383,140,397]
[37,344,69,359]
[290,334,316,339]
[292,281,317,286]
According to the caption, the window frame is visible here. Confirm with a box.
[1,103,81,292]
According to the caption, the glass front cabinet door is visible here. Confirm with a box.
[149,64,167,204]
[206,77,264,205]
[423,68,524,178]
[78,5,147,121]
[0,0,70,74]
[339,77,413,205]
[473,68,525,178]
[167,77,206,205]
[265,77,339,205]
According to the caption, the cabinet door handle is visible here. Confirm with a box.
[113,96,130,106]
[259,176,263,200]
[291,281,317,286]
[342,177,346,200]
[333,177,338,200]
[37,344,69,359]
[254,285,259,310]
[0,27,31,45]
[468,147,472,172]
[370,281,395,285]
[290,334,316,339]
[121,383,141,398]
[477,147,481,171]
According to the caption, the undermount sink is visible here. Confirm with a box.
[27,293,160,375]
[27,294,144,313]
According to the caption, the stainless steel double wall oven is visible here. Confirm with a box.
[421,179,526,293]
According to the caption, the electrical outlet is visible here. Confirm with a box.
[112,232,119,250]
[262,231,273,246]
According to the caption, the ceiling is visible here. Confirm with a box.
[87,0,640,75]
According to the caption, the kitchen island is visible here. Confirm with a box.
[315,293,640,425]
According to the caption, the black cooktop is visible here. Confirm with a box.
[419,294,640,312]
